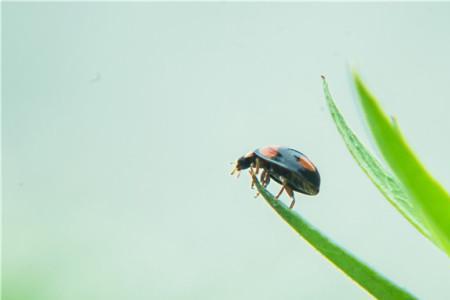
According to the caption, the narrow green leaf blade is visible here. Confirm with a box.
[353,73,450,254]
[253,176,416,300]
[321,77,432,245]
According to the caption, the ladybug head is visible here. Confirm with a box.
[230,151,256,177]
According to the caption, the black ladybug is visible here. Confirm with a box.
[231,146,320,209]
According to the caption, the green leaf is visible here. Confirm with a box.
[322,76,430,241]
[352,73,450,254]
[322,75,450,255]
[252,175,416,299]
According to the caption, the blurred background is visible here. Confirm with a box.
[3,3,450,299]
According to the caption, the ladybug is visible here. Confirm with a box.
[231,146,320,209]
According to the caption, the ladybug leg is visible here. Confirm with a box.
[285,186,295,209]
[259,169,268,187]
[248,168,260,197]
[253,172,260,197]
[252,169,267,198]
[254,158,261,175]
[249,167,257,190]
[259,169,265,182]
[250,170,256,189]
[278,177,295,208]
[275,185,285,200]
[264,175,271,187]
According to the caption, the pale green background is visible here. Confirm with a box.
[3,3,450,300]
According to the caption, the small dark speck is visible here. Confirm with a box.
[89,72,102,83]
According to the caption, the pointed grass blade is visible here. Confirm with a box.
[322,76,432,244]
[352,73,450,254]
[252,175,416,300]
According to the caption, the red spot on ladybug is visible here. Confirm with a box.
[298,156,316,172]
[259,146,279,158]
